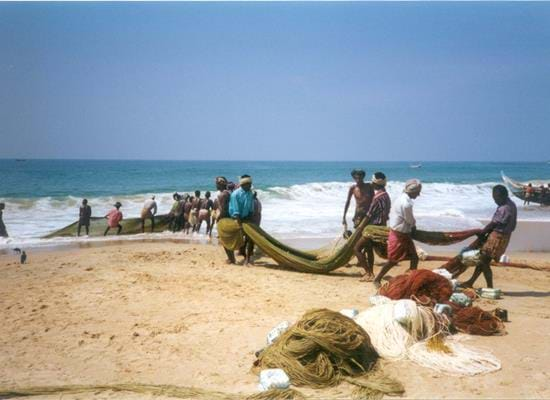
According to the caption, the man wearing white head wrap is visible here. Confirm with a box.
[404,179,422,195]
[373,178,422,288]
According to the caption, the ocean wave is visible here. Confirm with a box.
[1,180,549,250]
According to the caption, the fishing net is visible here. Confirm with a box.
[216,220,480,274]
[378,270,453,305]
[44,216,480,275]
[254,309,404,398]
[43,215,174,238]
[0,384,306,400]
[451,307,506,336]
[354,300,502,376]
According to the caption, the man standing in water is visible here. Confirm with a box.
[215,176,236,263]
[141,195,158,233]
[353,172,391,282]
[189,190,201,232]
[343,169,374,229]
[0,203,8,238]
[229,175,255,265]
[77,199,92,236]
[462,185,517,289]
[197,191,214,234]
[104,202,123,236]
[373,179,422,288]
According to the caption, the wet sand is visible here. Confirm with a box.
[1,242,550,399]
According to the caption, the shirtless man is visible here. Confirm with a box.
[183,196,194,234]
[197,191,214,234]
[190,191,201,232]
[342,169,374,229]
[140,195,157,233]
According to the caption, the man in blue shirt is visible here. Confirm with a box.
[229,175,254,223]
[229,175,255,264]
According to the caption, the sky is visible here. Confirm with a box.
[0,2,549,162]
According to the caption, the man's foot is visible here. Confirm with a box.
[373,280,382,289]
[225,259,236,265]
[359,273,375,282]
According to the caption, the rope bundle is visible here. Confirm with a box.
[452,307,506,336]
[378,270,453,305]
[254,309,404,397]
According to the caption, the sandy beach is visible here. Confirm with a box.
[1,241,550,399]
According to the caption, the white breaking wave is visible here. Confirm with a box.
[1,181,549,250]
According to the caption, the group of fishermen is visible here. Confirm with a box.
[74,183,262,239]
[2,169,517,289]
[215,169,517,290]
[339,169,517,288]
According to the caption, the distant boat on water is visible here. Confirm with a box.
[501,171,550,206]
[410,163,422,169]
[15,159,27,162]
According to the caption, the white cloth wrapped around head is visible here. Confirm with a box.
[405,179,422,194]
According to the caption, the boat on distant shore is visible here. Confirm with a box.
[501,172,550,206]
[410,163,422,169]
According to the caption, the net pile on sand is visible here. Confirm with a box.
[452,306,506,336]
[354,299,502,376]
[378,270,453,305]
[254,309,404,398]
[377,270,506,337]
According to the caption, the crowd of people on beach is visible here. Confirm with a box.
[72,177,262,242]
[1,169,519,290]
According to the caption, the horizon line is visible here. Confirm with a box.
[1,158,548,163]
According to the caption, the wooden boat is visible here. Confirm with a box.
[501,172,550,205]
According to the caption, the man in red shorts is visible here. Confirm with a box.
[373,179,422,288]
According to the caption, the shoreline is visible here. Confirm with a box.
[3,218,550,255]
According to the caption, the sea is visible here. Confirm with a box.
[1,159,549,251]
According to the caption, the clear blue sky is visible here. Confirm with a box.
[1,2,549,161]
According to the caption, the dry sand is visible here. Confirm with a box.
[1,242,550,399]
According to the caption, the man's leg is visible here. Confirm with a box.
[224,247,236,264]
[141,219,145,233]
[117,224,122,235]
[481,262,494,288]
[462,253,491,288]
[85,224,89,236]
[104,227,110,236]
[354,236,373,280]
[409,253,419,270]
[151,216,155,232]
[365,240,375,273]
[245,238,255,265]
[373,260,398,287]
[77,222,82,237]
[206,218,211,236]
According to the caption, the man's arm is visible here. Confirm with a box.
[402,203,416,228]
[342,186,354,225]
